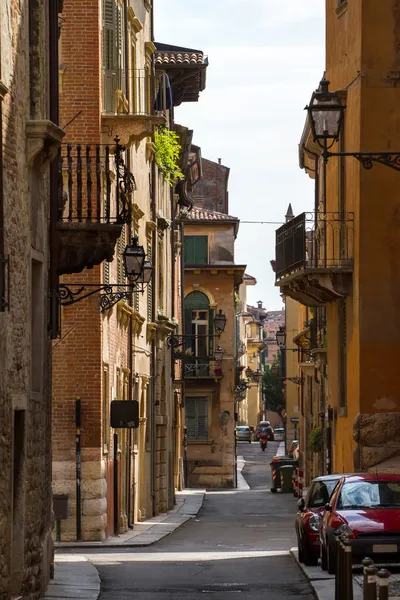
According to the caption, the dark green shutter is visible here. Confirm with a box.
[184,236,208,265]
[103,0,117,112]
[185,398,197,440]
[208,308,214,357]
[196,399,208,440]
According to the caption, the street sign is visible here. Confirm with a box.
[110,400,139,428]
[290,417,299,423]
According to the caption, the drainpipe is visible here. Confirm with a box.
[180,221,186,487]
[0,98,4,312]
[49,0,61,337]
[127,146,134,528]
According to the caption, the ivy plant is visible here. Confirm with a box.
[153,126,183,186]
[308,426,323,453]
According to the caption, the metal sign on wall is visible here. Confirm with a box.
[110,400,139,428]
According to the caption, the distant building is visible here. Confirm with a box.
[263,309,285,366]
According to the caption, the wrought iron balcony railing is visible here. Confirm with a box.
[275,212,354,281]
[103,69,170,116]
[310,307,327,351]
[167,334,223,379]
[57,139,133,225]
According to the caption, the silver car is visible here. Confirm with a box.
[235,426,252,443]
[274,428,285,442]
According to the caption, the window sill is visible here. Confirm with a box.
[336,1,348,17]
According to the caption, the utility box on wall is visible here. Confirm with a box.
[53,494,69,520]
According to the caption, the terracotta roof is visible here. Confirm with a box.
[185,207,238,222]
[155,43,206,66]
[244,273,256,281]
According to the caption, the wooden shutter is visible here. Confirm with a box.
[103,0,117,112]
[196,398,208,440]
[184,236,208,265]
[185,398,196,440]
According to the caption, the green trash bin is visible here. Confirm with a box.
[280,464,294,493]
[270,457,298,492]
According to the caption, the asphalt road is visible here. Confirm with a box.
[87,441,313,599]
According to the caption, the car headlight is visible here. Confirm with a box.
[308,514,321,532]
[336,523,355,539]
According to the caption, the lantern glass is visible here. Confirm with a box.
[306,77,344,143]
[214,309,227,334]
[245,367,253,380]
[123,237,145,280]
[141,260,153,284]
[214,346,224,362]
[276,327,286,348]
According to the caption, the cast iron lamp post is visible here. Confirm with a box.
[306,76,400,172]
[59,236,152,311]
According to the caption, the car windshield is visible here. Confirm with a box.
[237,427,249,432]
[338,481,400,509]
[307,479,339,507]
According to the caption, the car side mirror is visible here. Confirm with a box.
[297,498,305,511]
[325,503,332,512]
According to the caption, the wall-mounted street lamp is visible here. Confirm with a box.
[214,346,224,362]
[59,236,153,312]
[245,366,253,380]
[253,370,263,384]
[306,76,400,172]
[276,327,286,349]
[214,309,227,335]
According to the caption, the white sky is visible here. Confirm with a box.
[155,1,326,309]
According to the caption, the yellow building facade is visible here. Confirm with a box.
[276,1,400,475]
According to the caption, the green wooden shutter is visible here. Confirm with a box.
[185,398,196,440]
[147,241,153,321]
[184,236,208,265]
[196,398,208,440]
[103,0,117,112]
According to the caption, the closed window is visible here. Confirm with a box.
[186,397,208,440]
[103,0,125,113]
[184,236,208,265]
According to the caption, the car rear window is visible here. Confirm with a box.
[237,427,249,432]
[338,481,400,509]
[307,479,340,508]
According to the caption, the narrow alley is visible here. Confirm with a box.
[80,442,313,599]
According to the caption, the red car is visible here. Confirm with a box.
[320,473,400,573]
[295,474,341,565]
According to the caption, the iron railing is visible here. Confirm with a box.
[167,333,223,378]
[57,139,134,224]
[275,212,354,280]
[103,69,169,116]
[310,307,327,350]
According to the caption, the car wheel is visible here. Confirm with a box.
[302,538,318,567]
[320,543,327,571]
[248,439,251,443]
[327,541,336,575]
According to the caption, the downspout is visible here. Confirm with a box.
[180,220,186,487]
[127,147,134,528]
[150,4,157,516]
[49,0,61,338]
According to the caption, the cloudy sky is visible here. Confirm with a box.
[155,1,325,309]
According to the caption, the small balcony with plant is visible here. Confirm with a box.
[168,333,224,381]
[274,211,354,306]
[56,138,134,275]
[101,69,169,145]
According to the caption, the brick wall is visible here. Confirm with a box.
[192,158,230,214]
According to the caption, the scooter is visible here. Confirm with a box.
[259,434,268,452]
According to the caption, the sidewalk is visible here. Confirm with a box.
[290,547,363,600]
[55,489,205,549]
[45,555,100,600]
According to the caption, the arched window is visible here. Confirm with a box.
[184,291,214,376]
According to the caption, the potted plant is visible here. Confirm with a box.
[308,425,323,453]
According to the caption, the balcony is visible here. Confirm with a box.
[168,334,223,381]
[56,141,133,275]
[101,69,168,145]
[275,212,354,306]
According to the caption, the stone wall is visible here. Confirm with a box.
[0,0,55,597]
[353,413,400,471]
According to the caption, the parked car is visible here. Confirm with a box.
[320,473,400,573]
[295,474,342,566]
[235,426,252,443]
[274,428,285,442]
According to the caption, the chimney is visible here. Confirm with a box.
[257,300,263,309]
[218,158,222,164]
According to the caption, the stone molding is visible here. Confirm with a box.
[101,114,166,146]
[146,322,158,343]
[26,119,65,167]
[132,310,146,336]
[156,314,176,341]
[117,300,133,329]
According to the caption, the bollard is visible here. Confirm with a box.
[362,558,374,590]
[335,534,342,600]
[377,569,390,600]
[342,538,353,600]
[364,565,378,600]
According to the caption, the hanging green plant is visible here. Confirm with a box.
[153,126,183,186]
[308,426,323,453]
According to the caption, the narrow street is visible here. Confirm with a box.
[84,442,313,599]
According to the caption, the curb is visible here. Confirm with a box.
[55,490,205,549]
[45,555,100,600]
[290,548,363,600]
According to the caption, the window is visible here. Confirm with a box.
[184,236,208,265]
[306,479,339,508]
[103,0,125,113]
[338,299,347,410]
[184,291,214,376]
[102,364,110,451]
[185,397,208,440]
